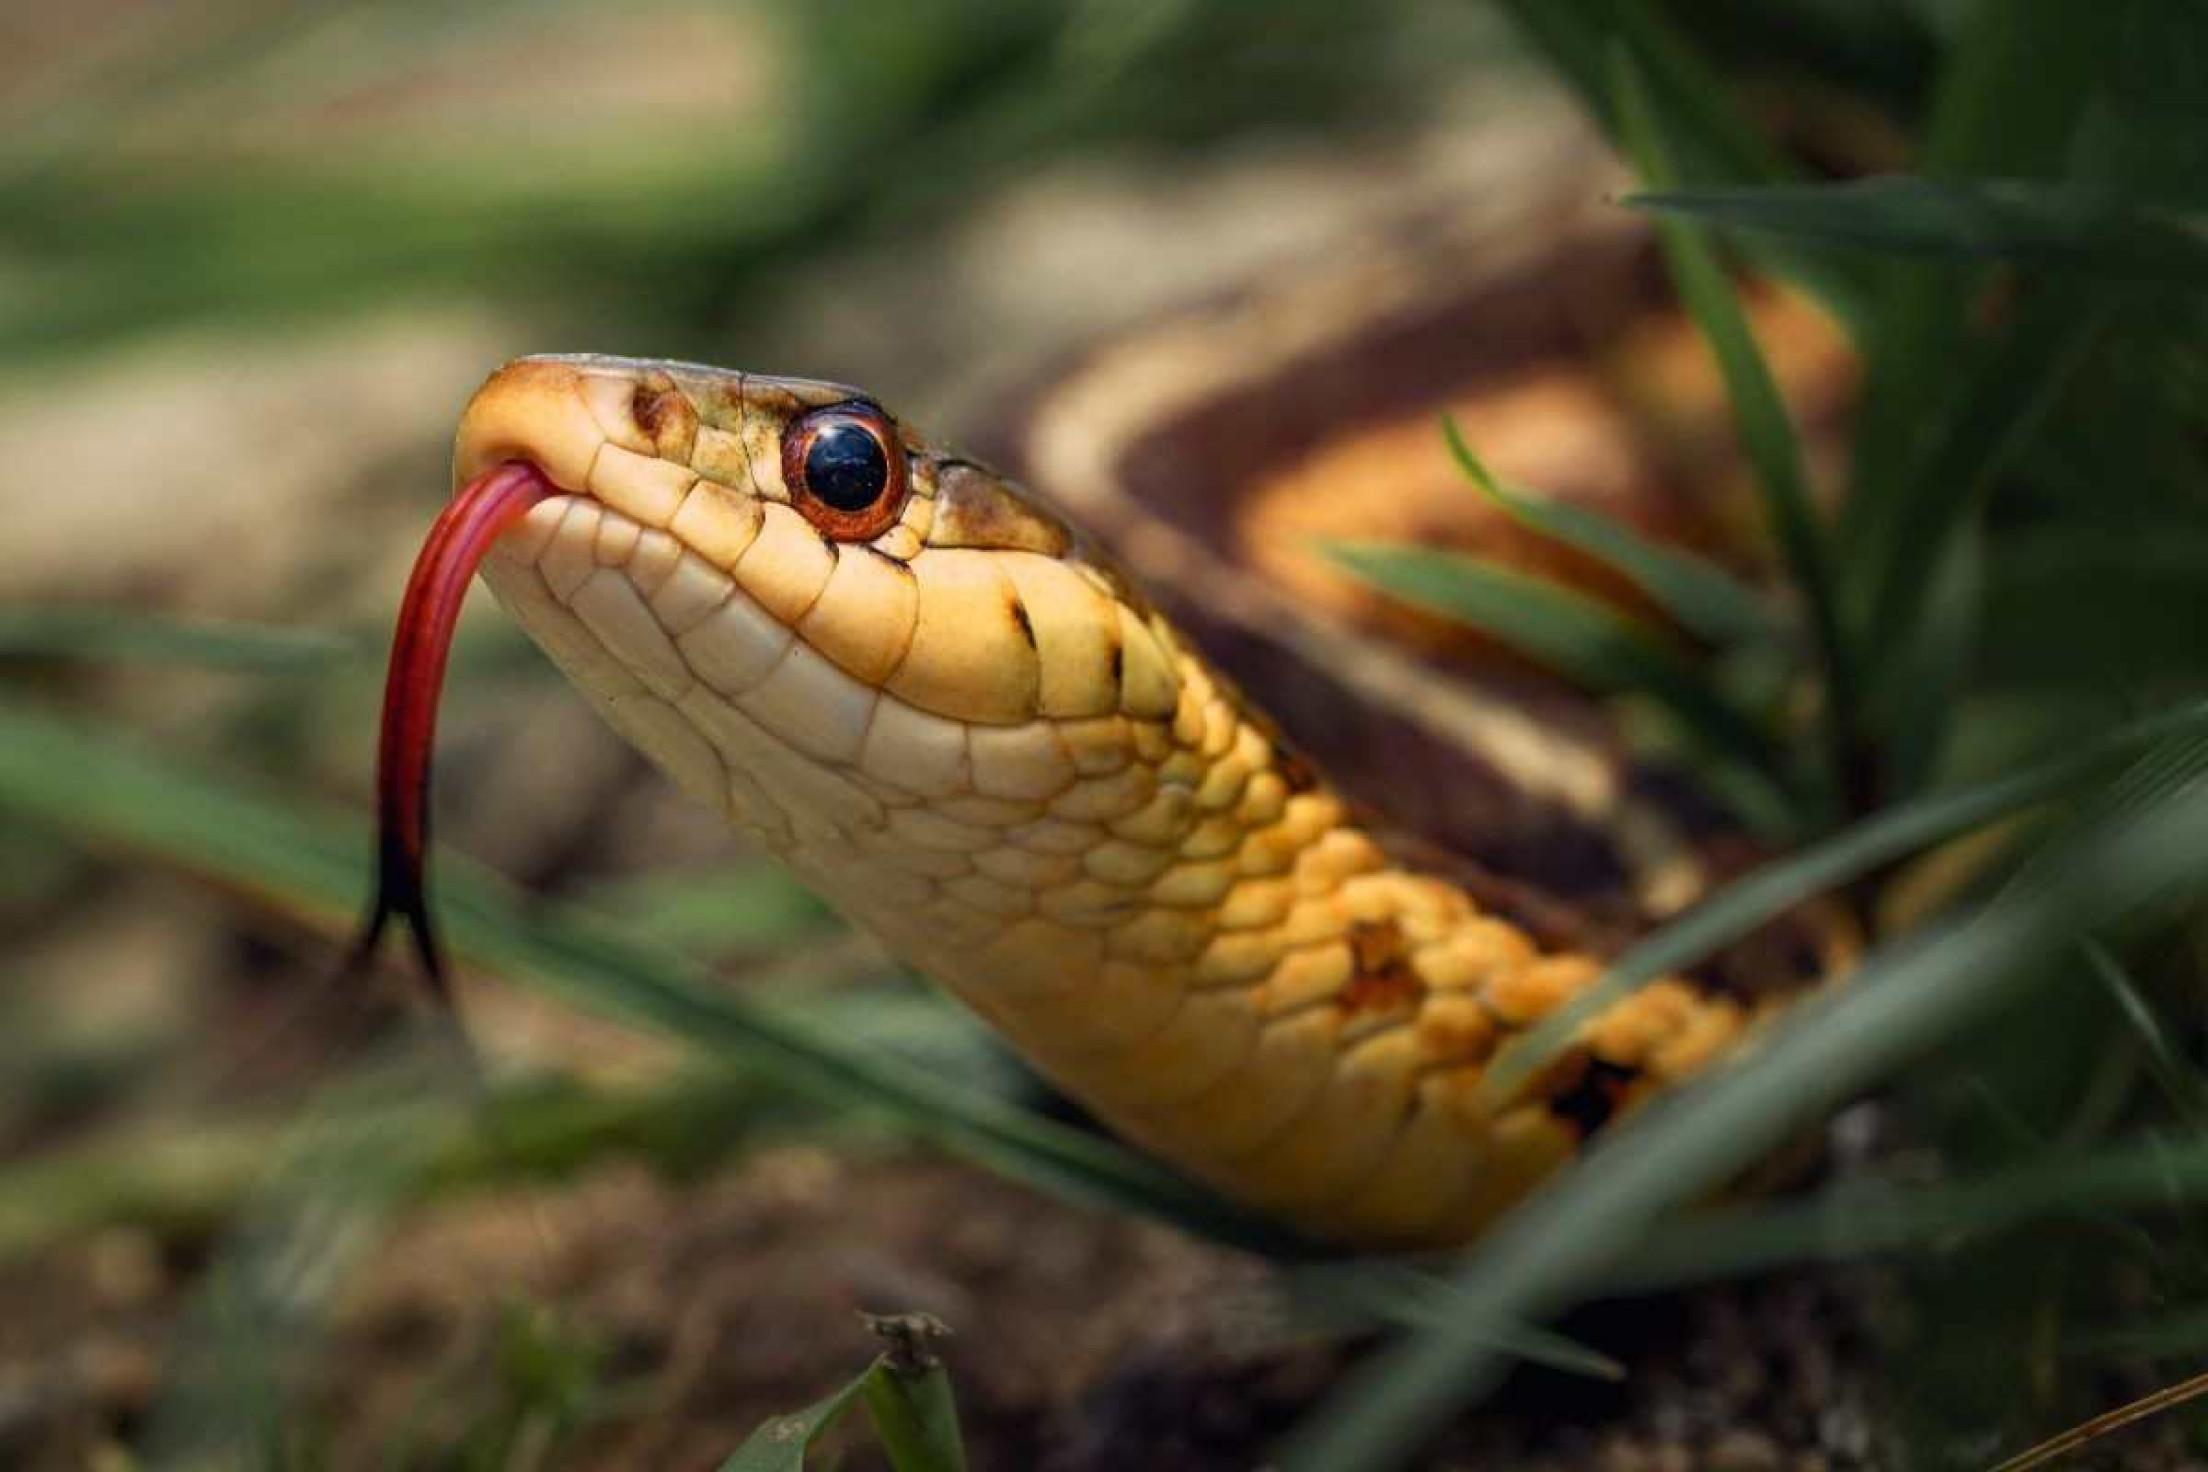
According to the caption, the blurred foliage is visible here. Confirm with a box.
[5,0,2208,1469]
[1308,1,2208,1467]
[0,0,1503,361]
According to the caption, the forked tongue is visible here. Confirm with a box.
[348,461,555,1004]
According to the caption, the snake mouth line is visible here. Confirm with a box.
[352,459,556,1000]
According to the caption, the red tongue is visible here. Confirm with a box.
[350,460,555,1001]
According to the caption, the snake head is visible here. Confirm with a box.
[447,355,1190,881]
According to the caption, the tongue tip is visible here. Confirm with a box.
[364,829,454,1003]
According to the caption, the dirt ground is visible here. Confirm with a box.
[7,1126,1898,1470]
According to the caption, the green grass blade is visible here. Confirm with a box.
[2009,720,2208,895]
[1970,526,2208,693]
[1322,541,1784,811]
[139,1048,476,1462]
[582,861,841,956]
[1282,1263,1624,1383]
[1657,0,1939,115]
[1278,752,2208,1472]
[1484,696,2208,1100]
[1856,296,2103,674]
[0,696,1682,1377]
[724,1328,968,1472]
[1632,178,2208,283]
[0,1067,780,1263]
[1610,47,1854,815]
[1494,0,1787,181]
[1492,0,1872,328]
[2069,1305,2208,1361]
[1442,419,1776,648]
[859,1349,968,1472]
[1841,0,2126,582]
[1912,0,2127,181]
[0,694,1291,1256]
[2081,941,2208,1130]
[1877,525,1983,798]
[719,1367,876,1472]
[1489,0,1868,326]
[0,607,360,671]
[1603,1125,2208,1292]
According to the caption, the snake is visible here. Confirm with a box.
[361,179,1854,1251]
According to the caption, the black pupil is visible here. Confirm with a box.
[803,420,889,512]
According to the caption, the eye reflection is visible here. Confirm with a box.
[803,419,889,511]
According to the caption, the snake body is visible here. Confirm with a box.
[454,337,1813,1248]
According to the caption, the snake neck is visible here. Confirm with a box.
[881,640,1763,1247]
[482,490,1759,1248]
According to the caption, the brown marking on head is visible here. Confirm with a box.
[630,381,697,461]
[631,383,668,432]
[1336,918,1426,1017]
[931,462,1073,556]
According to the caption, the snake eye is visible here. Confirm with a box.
[782,403,908,541]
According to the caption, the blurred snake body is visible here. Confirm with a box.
[438,339,1805,1249]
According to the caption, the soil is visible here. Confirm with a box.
[3,1126,1898,1471]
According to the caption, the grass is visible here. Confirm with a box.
[718,1314,967,1472]
[1444,419,1777,648]
[6,1,2208,1467]
[1322,540,1794,828]
[1305,2,2208,1465]
[1282,732,2208,1469]
[0,696,1283,1252]
[0,607,366,671]
[1610,43,1856,819]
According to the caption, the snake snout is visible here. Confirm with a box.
[453,355,727,499]
[455,358,615,492]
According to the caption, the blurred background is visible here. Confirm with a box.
[3,2,2207,1469]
